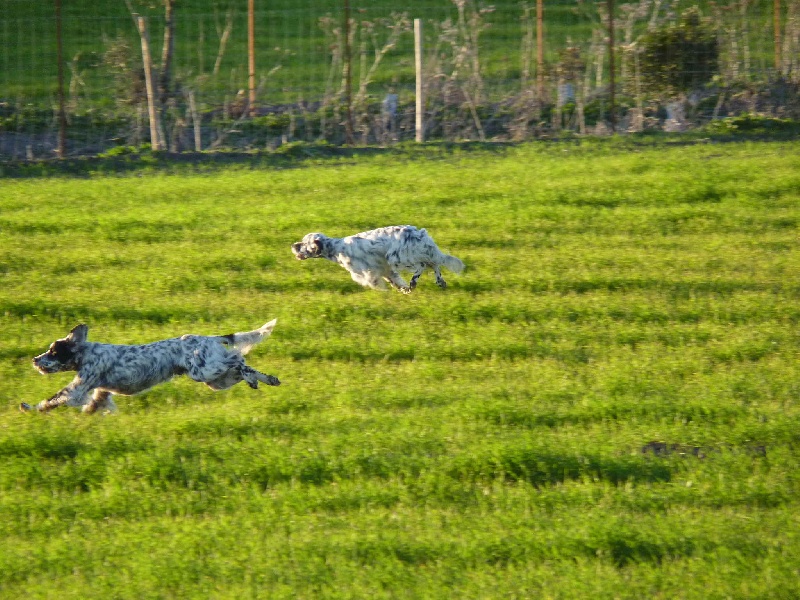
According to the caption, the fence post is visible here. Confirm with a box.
[248,0,257,115]
[136,16,162,151]
[160,1,175,106]
[55,0,67,158]
[415,18,424,143]
[607,0,616,132]
[774,0,782,72]
[188,91,202,151]
[343,0,355,145]
[536,0,544,105]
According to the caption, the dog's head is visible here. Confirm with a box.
[33,324,88,374]
[291,233,327,260]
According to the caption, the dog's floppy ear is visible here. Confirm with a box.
[67,324,89,343]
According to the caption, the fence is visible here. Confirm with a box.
[1,0,797,159]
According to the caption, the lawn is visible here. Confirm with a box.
[0,139,799,598]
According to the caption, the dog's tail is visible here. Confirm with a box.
[223,319,277,355]
[441,254,465,274]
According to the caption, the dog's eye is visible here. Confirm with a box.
[50,341,75,361]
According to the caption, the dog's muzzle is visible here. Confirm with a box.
[33,356,60,374]
[291,243,309,260]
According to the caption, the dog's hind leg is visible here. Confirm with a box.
[204,369,243,390]
[253,369,280,386]
[241,365,281,389]
[185,345,279,391]
[189,351,246,390]
[204,364,280,391]
[187,350,241,384]
[433,266,447,289]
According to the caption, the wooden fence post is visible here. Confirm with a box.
[248,0,257,115]
[774,0,782,72]
[136,16,162,151]
[343,0,355,145]
[607,0,616,132]
[55,0,67,158]
[187,90,202,151]
[536,0,544,104]
[415,18,424,143]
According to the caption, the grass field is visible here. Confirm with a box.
[1,138,799,598]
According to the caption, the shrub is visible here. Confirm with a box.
[638,7,719,100]
[702,114,800,137]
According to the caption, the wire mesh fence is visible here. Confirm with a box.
[1,0,798,159]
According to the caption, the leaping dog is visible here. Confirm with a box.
[22,320,280,414]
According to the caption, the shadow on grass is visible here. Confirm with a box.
[0,141,515,179]
[582,523,699,567]
[448,446,673,487]
[0,281,370,326]
[0,428,151,461]
[1,298,206,326]
[3,129,797,179]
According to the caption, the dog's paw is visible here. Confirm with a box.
[19,402,33,413]
[399,286,413,295]
[266,375,281,386]
[436,279,447,289]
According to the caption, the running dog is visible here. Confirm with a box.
[22,320,280,414]
[291,225,464,293]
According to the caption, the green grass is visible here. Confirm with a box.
[1,139,799,598]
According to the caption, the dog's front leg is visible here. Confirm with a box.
[409,266,426,290]
[385,270,413,294]
[20,379,94,413]
[82,390,117,414]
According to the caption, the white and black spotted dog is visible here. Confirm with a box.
[21,320,281,414]
[291,225,464,293]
